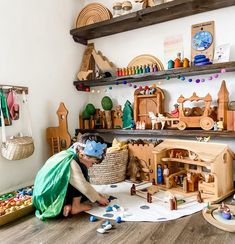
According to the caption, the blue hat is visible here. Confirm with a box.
[83,140,107,159]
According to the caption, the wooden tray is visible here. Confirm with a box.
[0,205,34,226]
[128,54,164,71]
[76,3,112,28]
[202,204,235,232]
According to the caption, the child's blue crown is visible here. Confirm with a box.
[83,140,107,159]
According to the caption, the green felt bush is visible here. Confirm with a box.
[85,103,96,115]
[101,96,113,110]
[82,110,91,119]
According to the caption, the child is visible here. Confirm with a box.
[33,133,109,220]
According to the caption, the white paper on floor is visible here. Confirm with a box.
[86,181,206,222]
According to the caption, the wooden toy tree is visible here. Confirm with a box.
[122,100,133,128]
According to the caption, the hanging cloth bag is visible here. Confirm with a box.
[0,91,34,160]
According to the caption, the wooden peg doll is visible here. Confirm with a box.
[147,64,151,73]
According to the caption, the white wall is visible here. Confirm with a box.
[0,0,88,193]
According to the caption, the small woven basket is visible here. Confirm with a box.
[88,149,128,185]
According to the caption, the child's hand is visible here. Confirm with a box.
[98,194,109,206]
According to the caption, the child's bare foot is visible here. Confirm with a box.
[71,203,92,215]
[63,205,72,217]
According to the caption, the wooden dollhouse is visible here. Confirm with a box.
[151,139,235,203]
[134,87,165,129]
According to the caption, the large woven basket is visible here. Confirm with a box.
[88,149,128,185]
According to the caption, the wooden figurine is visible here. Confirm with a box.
[174,53,182,68]
[163,164,169,184]
[168,60,174,69]
[170,103,179,117]
[46,103,71,156]
[157,164,163,184]
[217,117,224,131]
[113,105,123,129]
[183,58,190,68]
[152,139,235,203]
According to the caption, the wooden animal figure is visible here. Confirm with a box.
[135,0,155,9]
[139,159,151,181]
[148,112,166,129]
[46,103,71,156]
[188,150,198,160]
[127,156,141,182]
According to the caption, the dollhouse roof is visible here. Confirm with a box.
[153,139,235,162]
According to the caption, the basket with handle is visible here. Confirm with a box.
[0,91,34,160]
[88,149,128,184]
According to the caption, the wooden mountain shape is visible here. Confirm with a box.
[92,49,116,76]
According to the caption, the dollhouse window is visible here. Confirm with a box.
[189,164,197,170]
[223,153,227,163]
[202,166,211,173]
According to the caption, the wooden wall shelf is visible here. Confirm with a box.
[75,129,235,138]
[74,61,235,91]
[70,0,235,45]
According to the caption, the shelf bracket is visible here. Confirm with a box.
[73,36,88,45]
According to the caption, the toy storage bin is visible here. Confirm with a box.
[88,149,128,184]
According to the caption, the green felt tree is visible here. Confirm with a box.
[122,100,133,128]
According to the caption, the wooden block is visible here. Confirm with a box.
[227,111,235,131]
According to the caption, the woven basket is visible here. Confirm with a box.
[88,149,128,185]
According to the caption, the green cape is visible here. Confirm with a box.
[33,148,77,220]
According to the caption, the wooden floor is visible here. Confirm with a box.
[1,210,235,244]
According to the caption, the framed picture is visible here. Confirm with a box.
[214,44,230,63]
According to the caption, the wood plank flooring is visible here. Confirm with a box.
[1,210,235,244]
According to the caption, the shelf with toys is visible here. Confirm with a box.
[70,0,235,45]
[75,128,235,138]
[74,61,235,91]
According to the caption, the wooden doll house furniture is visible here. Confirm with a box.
[151,139,235,203]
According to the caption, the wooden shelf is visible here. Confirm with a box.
[75,129,235,138]
[161,157,209,167]
[74,62,235,90]
[70,0,235,45]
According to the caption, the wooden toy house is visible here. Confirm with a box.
[151,139,235,203]
[134,87,165,129]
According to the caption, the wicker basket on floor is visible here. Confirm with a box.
[88,149,128,185]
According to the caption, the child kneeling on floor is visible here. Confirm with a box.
[33,133,109,220]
